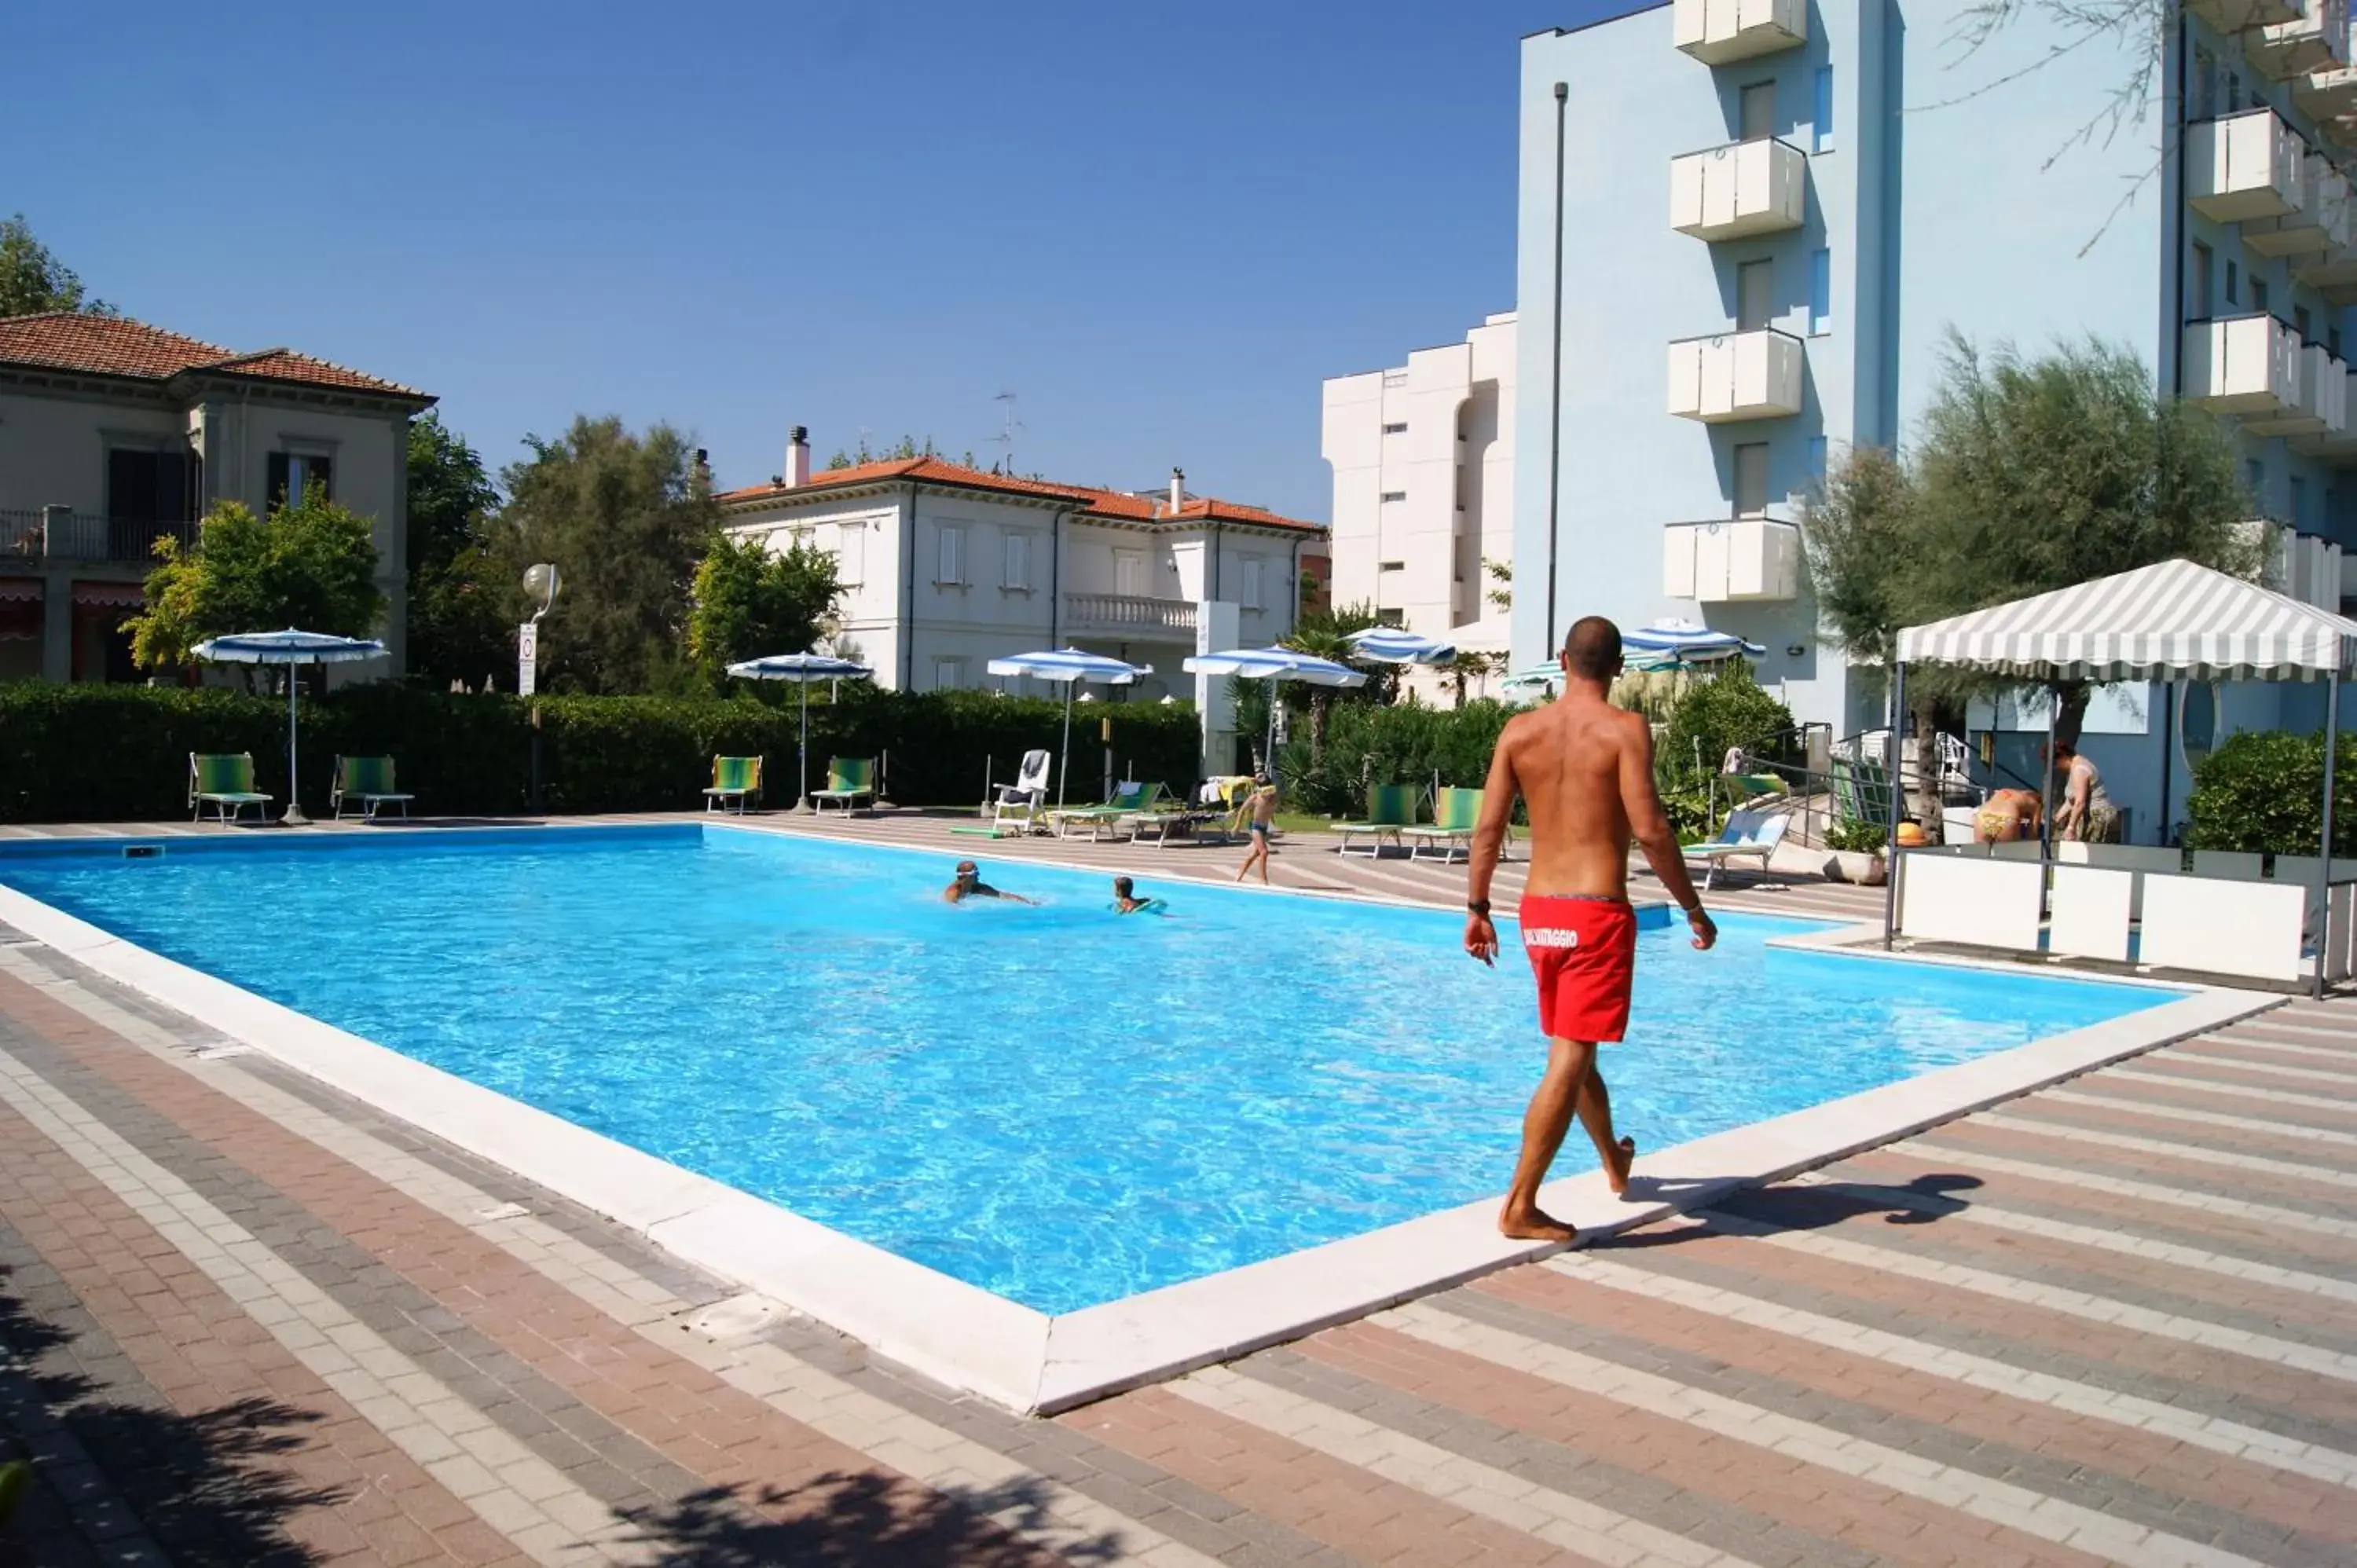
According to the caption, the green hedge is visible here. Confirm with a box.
[0,683,1201,822]
[2186,729,2357,855]
[1276,700,1516,817]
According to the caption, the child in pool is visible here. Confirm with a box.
[1110,875,1167,915]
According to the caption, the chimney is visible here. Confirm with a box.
[1170,467,1186,516]
[784,425,811,489]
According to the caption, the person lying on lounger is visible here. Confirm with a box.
[944,860,1036,904]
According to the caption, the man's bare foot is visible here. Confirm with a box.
[1605,1135,1637,1196]
[1498,1204,1576,1244]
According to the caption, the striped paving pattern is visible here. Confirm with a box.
[0,812,2350,1565]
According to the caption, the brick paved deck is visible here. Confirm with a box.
[0,812,2350,1566]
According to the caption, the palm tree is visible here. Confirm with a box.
[1281,603,1383,762]
[1446,650,1500,708]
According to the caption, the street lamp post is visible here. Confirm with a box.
[521,564,559,814]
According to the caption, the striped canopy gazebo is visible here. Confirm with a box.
[1887,557,2357,991]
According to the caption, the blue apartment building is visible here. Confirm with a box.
[1512,0,2357,840]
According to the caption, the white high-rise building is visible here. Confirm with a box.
[1321,313,1516,640]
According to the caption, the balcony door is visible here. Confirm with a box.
[106,446,194,563]
[1114,548,1148,599]
[1736,258,1773,332]
[1739,81,1776,142]
[1732,442,1770,518]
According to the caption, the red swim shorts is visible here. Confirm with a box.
[1517,896,1637,1043]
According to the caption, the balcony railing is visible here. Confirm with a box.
[1663,518,1801,602]
[2251,343,2350,434]
[1666,328,1804,423]
[2186,0,2299,27]
[2186,108,2304,222]
[2183,315,2302,414]
[1062,592,1197,636]
[2250,0,2351,79]
[1669,137,1807,242]
[2294,64,2357,122]
[1671,0,1805,64]
[0,507,195,565]
[2245,158,2354,255]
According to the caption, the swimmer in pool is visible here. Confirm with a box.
[1111,875,1165,914]
[944,860,1036,905]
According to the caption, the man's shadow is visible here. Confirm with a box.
[1606,1171,1985,1248]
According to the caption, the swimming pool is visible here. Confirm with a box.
[0,825,2179,1314]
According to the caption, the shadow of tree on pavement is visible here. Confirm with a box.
[0,1260,346,1567]
[618,1470,1124,1566]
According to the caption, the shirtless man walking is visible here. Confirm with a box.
[1465,617,1717,1242]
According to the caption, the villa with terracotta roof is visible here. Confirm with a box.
[718,429,1328,772]
[0,313,434,682]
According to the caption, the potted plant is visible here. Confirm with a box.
[1824,819,1889,885]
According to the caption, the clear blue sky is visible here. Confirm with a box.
[16,1,1637,522]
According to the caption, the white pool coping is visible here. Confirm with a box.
[0,824,2282,1414]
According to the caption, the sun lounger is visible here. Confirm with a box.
[1051,779,1156,840]
[810,757,874,816]
[989,749,1053,833]
[189,753,273,825]
[332,755,416,821]
[1684,808,1788,888]
[1401,786,1483,863]
[1336,783,1418,857]
[702,754,763,815]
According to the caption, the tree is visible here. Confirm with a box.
[405,413,510,689]
[1446,650,1501,708]
[126,487,385,678]
[826,434,940,471]
[1281,603,1391,762]
[684,533,843,686]
[1481,557,1512,613]
[495,416,717,694]
[0,215,115,318]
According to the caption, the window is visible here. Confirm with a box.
[1739,80,1775,142]
[2227,259,2239,308]
[1736,258,1772,332]
[1114,548,1148,597]
[1002,530,1030,590]
[2194,47,2216,120]
[2297,305,2312,340]
[933,658,962,691]
[1808,249,1831,335]
[266,451,332,508]
[2292,475,2309,530]
[1380,490,1406,503]
[1378,560,1406,572]
[1381,422,1407,434]
[1812,67,1833,152]
[108,447,192,526]
[1241,556,1266,611]
[2190,242,2214,321]
[1807,434,1828,478]
[936,525,964,585]
[1733,442,1770,517]
[2253,276,2270,316]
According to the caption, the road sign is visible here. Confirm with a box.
[518,621,538,697]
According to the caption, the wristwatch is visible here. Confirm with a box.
[1467,899,1492,914]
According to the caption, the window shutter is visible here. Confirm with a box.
[1004,532,1028,589]
[939,526,962,584]
[1242,558,1264,610]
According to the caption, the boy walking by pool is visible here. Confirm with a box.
[1463,616,1717,1243]
[1234,774,1277,885]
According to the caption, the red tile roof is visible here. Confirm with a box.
[719,458,1322,533]
[0,312,430,400]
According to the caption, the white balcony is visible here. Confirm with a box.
[2295,368,2357,456]
[2186,0,2300,24]
[1667,330,1804,423]
[2248,343,2348,433]
[2186,108,2304,222]
[2182,314,2303,414]
[2297,241,2357,302]
[1061,592,1197,636]
[2294,64,2357,121]
[1662,518,1801,602]
[1670,138,1807,241]
[2245,158,2354,254]
[1671,0,1805,64]
[2249,0,2351,79]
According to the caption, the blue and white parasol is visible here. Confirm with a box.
[192,629,387,826]
[1345,626,1458,665]
[727,653,874,810]
[1621,618,1765,662]
[984,649,1153,811]
[1183,647,1365,772]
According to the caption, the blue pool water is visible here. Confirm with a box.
[0,827,2175,1313]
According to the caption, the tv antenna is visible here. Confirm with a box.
[990,390,1024,474]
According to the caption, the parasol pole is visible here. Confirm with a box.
[798,680,811,811]
[283,658,307,826]
[1058,680,1074,813]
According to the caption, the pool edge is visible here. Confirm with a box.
[0,840,2286,1416]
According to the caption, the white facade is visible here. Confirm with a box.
[1321,313,1516,637]
[717,445,1325,774]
